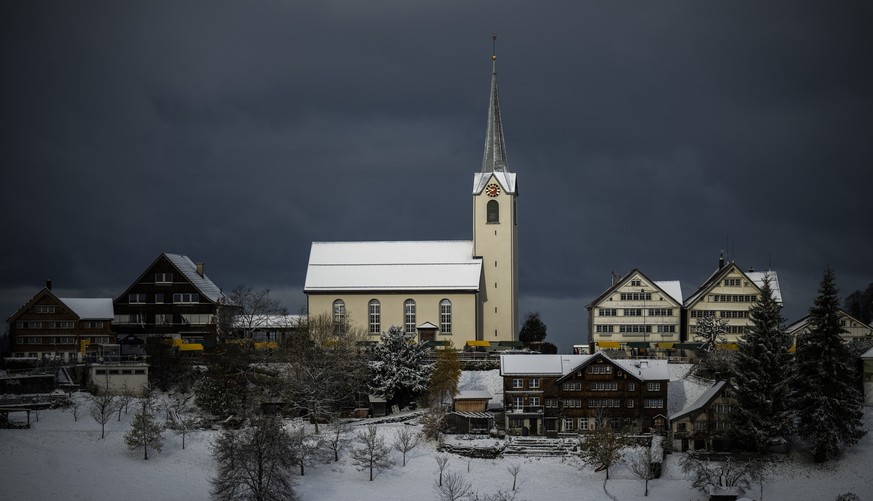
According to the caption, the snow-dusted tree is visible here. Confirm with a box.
[578,415,626,482]
[793,267,866,462]
[368,326,431,410]
[167,404,199,450]
[194,367,245,417]
[506,462,521,491]
[434,471,472,501]
[681,454,752,496]
[115,384,136,422]
[220,285,288,341]
[88,392,117,439]
[730,275,794,453]
[518,311,547,347]
[628,445,657,496]
[65,393,83,422]
[277,313,368,433]
[210,414,296,501]
[288,425,324,476]
[351,424,394,481]
[434,454,450,487]
[694,314,729,353]
[125,399,164,460]
[392,425,421,466]
[427,343,461,408]
[324,417,353,462]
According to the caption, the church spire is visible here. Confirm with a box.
[481,35,508,173]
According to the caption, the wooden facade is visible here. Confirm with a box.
[501,353,668,437]
[113,253,229,348]
[7,285,114,362]
[670,381,736,452]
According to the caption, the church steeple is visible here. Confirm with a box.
[481,35,508,173]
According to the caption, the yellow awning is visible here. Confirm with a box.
[254,342,279,350]
[716,343,738,351]
[466,340,491,347]
[788,345,796,353]
[597,341,621,349]
[179,343,204,351]
[657,342,675,349]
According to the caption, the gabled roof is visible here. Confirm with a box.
[473,171,517,195]
[785,308,869,334]
[58,298,114,320]
[7,287,113,322]
[115,253,225,305]
[684,262,781,307]
[304,241,482,292]
[861,346,873,360]
[500,354,591,376]
[670,380,728,420]
[455,390,493,400]
[586,269,683,309]
[554,352,668,383]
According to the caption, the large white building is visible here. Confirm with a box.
[304,51,519,346]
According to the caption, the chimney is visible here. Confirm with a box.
[46,279,52,290]
[718,252,725,270]
[196,262,205,278]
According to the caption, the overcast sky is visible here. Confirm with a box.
[2,1,871,352]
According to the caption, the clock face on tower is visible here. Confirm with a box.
[485,183,501,197]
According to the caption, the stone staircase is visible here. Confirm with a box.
[502,437,578,456]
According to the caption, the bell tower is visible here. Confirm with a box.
[473,36,518,341]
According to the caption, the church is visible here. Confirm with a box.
[304,50,519,346]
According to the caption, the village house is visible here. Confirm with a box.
[785,309,873,348]
[670,381,737,452]
[500,352,668,437]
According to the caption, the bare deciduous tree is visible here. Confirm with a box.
[325,417,352,462]
[66,393,83,422]
[392,426,421,466]
[628,445,657,496]
[681,454,753,497]
[435,454,450,487]
[435,471,472,501]
[351,425,394,481]
[506,462,521,491]
[88,392,117,439]
[289,425,324,476]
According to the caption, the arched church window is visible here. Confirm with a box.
[440,299,452,334]
[333,299,346,334]
[487,200,500,223]
[404,299,416,334]
[368,299,381,334]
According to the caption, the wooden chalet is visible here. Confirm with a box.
[670,381,736,452]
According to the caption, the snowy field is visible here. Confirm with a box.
[1,376,872,501]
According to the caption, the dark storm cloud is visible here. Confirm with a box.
[2,1,871,350]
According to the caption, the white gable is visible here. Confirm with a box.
[473,172,517,195]
[58,298,114,320]
[304,241,482,291]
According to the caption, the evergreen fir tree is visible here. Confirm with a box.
[368,326,431,409]
[124,401,164,460]
[730,274,794,453]
[794,267,866,462]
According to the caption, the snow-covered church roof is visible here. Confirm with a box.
[304,241,483,292]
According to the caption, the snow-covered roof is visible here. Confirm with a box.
[500,354,591,376]
[747,270,782,304]
[654,281,683,304]
[613,359,669,381]
[164,253,224,303]
[58,298,114,320]
[455,390,492,400]
[473,171,517,195]
[861,346,873,360]
[684,263,781,306]
[671,380,727,420]
[304,241,482,291]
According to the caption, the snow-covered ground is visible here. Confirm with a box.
[1,376,872,501]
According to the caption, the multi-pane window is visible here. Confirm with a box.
[578,417,589,431]
[711,294,758,303]
[563,418,574,432]
[512,378,523,389]
[715,421,730,431]
[648,308,673,316]
[368,300,381,334]
[646,382,661,392]
[714,404,733,414]
[657,325,676,333]
[156,314,173,324]
[630,279,642,287]
[563,399,582,408]
[624,309,642,316]
[644,399,664,408]
[619,325,651,333]
[599,308,617,316]
[627,399,634,408]
[154,293,164,303]
[596,325,613,333]
[529,378,540,389]
[181,314,211,325]
[333,300,346,333]
[513,397,524,409]
[57,321,74,329]
[35,305,56,313]
[620,292,652,301]
[587,365,612,375]
[627,383,636,391]
[720,310,749,319]
[545,398,558,408]
[173,293,199,303]
[404,299,416,334]
[529,396,541,407]
[589,399,621,408]
[691,310,716,318]
[591,382,618,391]
[129,293,147,304]
[154,273,173,284]
[693,421,707,431]
[724,278,741,287]
[563,382,582,391]
[440,299,452,333]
